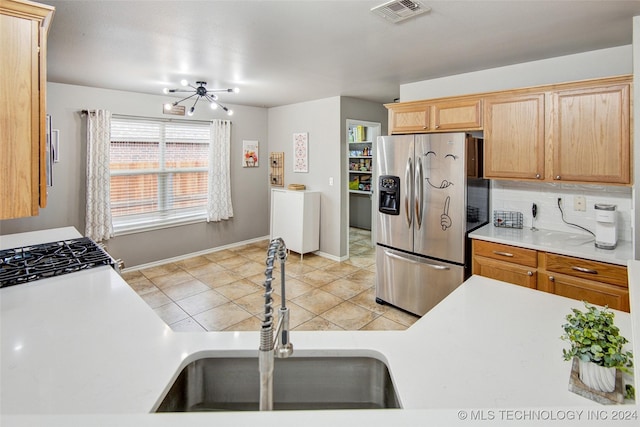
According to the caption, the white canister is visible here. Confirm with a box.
[594,204,617,250]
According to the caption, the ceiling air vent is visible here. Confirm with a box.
[371,0,431,23]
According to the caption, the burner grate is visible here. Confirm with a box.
[0,237,115,288]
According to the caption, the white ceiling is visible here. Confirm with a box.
[41,0,640,108]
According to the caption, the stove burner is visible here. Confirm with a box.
[0,237,115,288]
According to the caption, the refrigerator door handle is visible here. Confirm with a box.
[384,249,451,270]
[415,156,424,229]
[404,157,413,228]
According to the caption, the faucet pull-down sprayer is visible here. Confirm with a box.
[259,237,293,411]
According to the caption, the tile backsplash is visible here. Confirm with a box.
[490,181,633,241]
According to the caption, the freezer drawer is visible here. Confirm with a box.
[376,246,464,316]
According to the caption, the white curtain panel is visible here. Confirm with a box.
[85,110,114,241]
[207,119,234,222]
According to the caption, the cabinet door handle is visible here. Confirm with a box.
[527,271,533,276]
[549,276,555,282]
[434,125,440,129]
[535,173,541,179]
[572,266,598,274]
[555,175,561,180]
[492,250,514,257]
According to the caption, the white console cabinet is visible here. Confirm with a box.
[270,189,320,257]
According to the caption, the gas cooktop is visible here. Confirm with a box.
[0,237,115,288]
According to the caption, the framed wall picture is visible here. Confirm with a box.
[242,140,259,167]
[293,132,308,173]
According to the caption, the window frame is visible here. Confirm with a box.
[109,116,211,236]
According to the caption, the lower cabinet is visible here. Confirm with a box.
[471,240,537,289]
[537,252,629,312]
[472,240,629,312]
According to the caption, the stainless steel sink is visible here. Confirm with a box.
[155,356,401,411]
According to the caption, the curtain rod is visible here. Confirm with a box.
[78,110,230,124]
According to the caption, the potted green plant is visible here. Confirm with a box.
[561,302,633,393]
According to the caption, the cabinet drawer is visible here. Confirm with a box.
[473,256,536,289]
[540,272,629,312]
[472,240,537,268]
[543,253,627,288]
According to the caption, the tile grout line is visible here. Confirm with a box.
[123,230,418,332]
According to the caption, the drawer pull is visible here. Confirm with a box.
[572,266,598,274]
[527,271,533,276]
[549,276,555,282]
[492,250,514,257]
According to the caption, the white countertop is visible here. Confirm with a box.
[469,224,633,266]
[1,228,638,426]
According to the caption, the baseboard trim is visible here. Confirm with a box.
[120,235,270,272]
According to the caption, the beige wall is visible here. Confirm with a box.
[0,83,270,268]
[267,97,343,258]
[267,96,387,259]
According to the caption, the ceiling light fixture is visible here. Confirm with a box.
[163,80,239,116]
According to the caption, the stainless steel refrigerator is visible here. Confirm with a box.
[375,133,489,316]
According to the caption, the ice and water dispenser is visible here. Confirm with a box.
[378,175,400,215]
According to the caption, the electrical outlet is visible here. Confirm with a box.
[574,195,586,212]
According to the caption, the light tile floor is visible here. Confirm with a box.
[122,228,419,332]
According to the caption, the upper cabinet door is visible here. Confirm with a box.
[432,99,482,131]
[387,102,430,134]
[0,0,54,219]
[483,93,545,180]
[552,83,630,184]
[0,12,39,218]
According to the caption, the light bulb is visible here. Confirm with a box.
[233,87,240,93]
[227,109,233,116]
[180,79,189,86]
[162,88,169,94]
[164,103,173,111]
[188,107,195,116]
[210,102,218,110]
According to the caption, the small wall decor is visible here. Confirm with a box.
[242,140,259,167]
[293,132,308,173]
[269,152,284,186]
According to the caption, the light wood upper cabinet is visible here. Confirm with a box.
[388,75,631,186]
[386,98,481,134]
[387,101,430,133]
[483,93,545,180]
[0,0,54,220]
[432,99,482,131]
[551,82,630,184]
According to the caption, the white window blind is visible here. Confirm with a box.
[109,116,211,234]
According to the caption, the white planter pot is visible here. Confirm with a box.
[578,359,616,392]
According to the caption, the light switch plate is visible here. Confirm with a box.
[574,195,586,212]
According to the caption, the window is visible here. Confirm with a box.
[109,117,211,234]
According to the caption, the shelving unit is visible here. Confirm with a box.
[348,124,373,195]
[346,120,380,232]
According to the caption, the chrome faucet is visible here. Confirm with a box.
[259,237,293,411]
